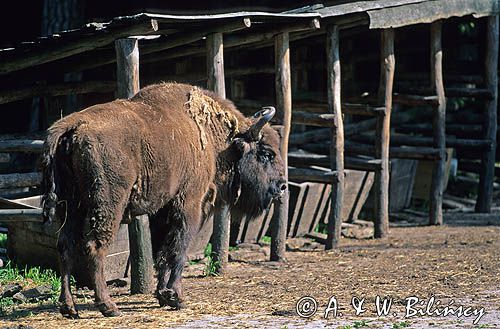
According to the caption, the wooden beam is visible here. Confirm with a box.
[142,18,320,66]
[476,15,499,213]
[0,81,116,105]
[115,38,155,294]
[292,111,336,126]
[351,134,492,149]
[429,20,446,226]
[0,139,44,153]
[206,32,229,274]
[374,28,394,239]
[0,209,43,223]
[270,32,291,262]
[325,24,344,250]
[288,167,338,184]
[0,19,159,75]
[0,172,42,189]
[18,18,250,81]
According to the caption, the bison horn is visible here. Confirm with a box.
[248,106,275,141]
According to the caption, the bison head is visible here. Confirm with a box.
[229,107,287,219]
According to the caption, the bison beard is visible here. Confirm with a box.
[41,83,285,318]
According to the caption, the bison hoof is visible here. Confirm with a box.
[157,289,185,310]
[60,305,80,319]
[97,302,121,317]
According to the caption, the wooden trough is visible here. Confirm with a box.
[1,195,213,284]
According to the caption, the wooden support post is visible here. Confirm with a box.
[115,38,154,294]
[325,25,344,249]
[206,33,226,98]
[206,32,229,274]
[476,15,499,213]
[271,32,291,262]
[429,21,446,225]
[374,29,394,239]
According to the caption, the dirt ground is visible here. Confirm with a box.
[1,213,499,329]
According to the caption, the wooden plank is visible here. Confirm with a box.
[0,19,159,75]
[292,111,336,126]
[393,93,439,106]
[342,103,386,116]
[0,172,42,189]
[374,28,394,239]
[206,32,229,274]
[288,167,338,184]
[288,153,382,171]
[0,81,116,105]
[270,32,291,262]
[0,140,44,153]
[476,15,499,213]
[115,38,154,294]
[0,209,43,223]
[351,134,492,149]
[367,0,499,29]
[21,18,251,81]
[325,25,344,250]
[429,20,445,226]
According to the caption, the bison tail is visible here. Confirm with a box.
[41,122,79,223]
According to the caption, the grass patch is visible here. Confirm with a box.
[260,236,272,244]
[392,321,411,329]
[0,261,65,317]
[0,233,7,249]
[202,243,220,277]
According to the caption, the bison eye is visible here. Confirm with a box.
[258,149,275,163]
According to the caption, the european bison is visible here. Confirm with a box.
[41,83,286,318]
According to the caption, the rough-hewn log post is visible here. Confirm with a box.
[429,21,445,225]
[206,32,229,274]
[206,33,226,98]
[476,15,499,213]
[115,38,154,294]
[374,29,394,238]
[271,32,291,262]
[325,25,344,249]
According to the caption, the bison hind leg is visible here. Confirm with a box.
[57,231,80,319]
[153,200,202,310]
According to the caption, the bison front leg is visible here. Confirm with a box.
[155,202,201,310]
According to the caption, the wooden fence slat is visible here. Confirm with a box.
[0,172,42,189]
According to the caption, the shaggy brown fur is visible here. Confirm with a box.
[41,83,285,318]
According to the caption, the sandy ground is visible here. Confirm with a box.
[1,214,499,329]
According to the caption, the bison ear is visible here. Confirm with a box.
[247,106,275,141]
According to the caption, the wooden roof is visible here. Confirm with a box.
[0,0,498,77]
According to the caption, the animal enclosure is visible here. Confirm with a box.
[0,0,498,325]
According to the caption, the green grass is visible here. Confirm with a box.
[0,233,7,249]
[392,321,411,329]
[353,320,371,328]
[260,235,272,244]
[0,261,65,317]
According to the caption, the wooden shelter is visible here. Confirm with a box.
[0,0,498,288]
